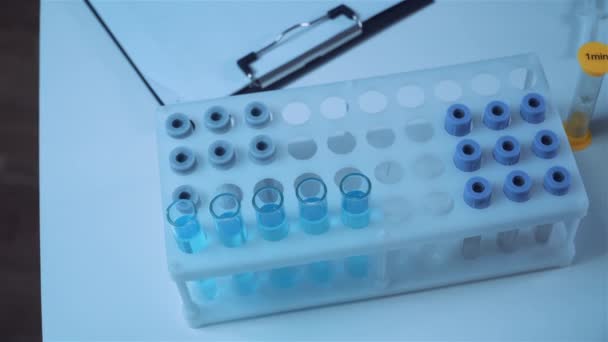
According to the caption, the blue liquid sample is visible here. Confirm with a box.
[232,272,258,295]
[299,197,330,234]
[256,204,289,241]
[215,212,247,247]
[307,261,333,283]
[269,266,298,288]
[345,255,370,278]
[341,190,370,229]
[173,216,207,253]
[194,279,218,300]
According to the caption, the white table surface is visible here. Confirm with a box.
[40,1,608,341]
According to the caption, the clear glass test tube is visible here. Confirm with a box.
[210,193,247,247]
[340,172,372,229]
[296,177,329,235]
[209,193,258,294]
[252,186,289,241]
[166,199,207,253]
[565,70,604,142]
[252,186,298,288]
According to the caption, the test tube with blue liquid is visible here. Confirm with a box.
[166,199,207,253]
[209,192,258,295]
[296,177,333,283]
[166,199,217,299]
[340,172,371,229]
[296,177,330,234]
[253,186,289,241]
[339,173,372,278]
[210,193,247,247]
[252,186,297,287]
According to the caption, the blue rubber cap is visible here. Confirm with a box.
[245,102,271,127]
[544,166,571,196]
[503,170,532,202]
[208,140,236,168]
[493,136,521,165]
[249,135,276,164]
[165,113,193,138]
[464,177,492,209]
[454,139,482,172]
[483,100,510,130]
[444,104,472,136]
[520,93,546,124]
[204,106,231,132]
[169,146,196,173]
[532,130,560,159]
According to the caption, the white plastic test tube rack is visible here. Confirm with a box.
[156,54,589,327]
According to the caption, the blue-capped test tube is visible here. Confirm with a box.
[210,193,247,247]
[166,199,207,253]
[340,172,372,229]
[253,186,289,241]
[296,177,330,235]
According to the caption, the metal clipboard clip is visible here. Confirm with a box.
[237,4,363,89]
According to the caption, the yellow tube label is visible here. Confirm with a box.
[578,42,608,77]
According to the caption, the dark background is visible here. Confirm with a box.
[0,1,41,341]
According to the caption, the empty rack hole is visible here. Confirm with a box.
[282,102,311,125]
[254,178,284,194]
[491,105,504,116]
[334,167,361,187]
[512,175,525,187]
[502,141,514,151]
[434,80,462,102]
[320,97,348,119]
[293,172,322,191]
[358,90,388,114]
[176,153,188,163]
[374,161,404,184]
[404,118,434,142]
[412,154,445,180]
[287,139,317,160]
[366,128,395,149]
[396,85,425,108]
[541,135,553,145]
[327,132,356,154]
[462,144,475,155]
[471,73,500,96]
[552,171,565,182]
[423,192,454,216]
[214,146,226,156]
[216,184,243,202]
[509,67,537,90]
[472,182,485,193]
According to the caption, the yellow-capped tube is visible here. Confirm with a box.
[565,41,608,150]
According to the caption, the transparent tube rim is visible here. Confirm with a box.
[166,198,197,227]
[209,192,241,220]
[252,185,284,212]
[339,172,372,197]
[295,177,327,203]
